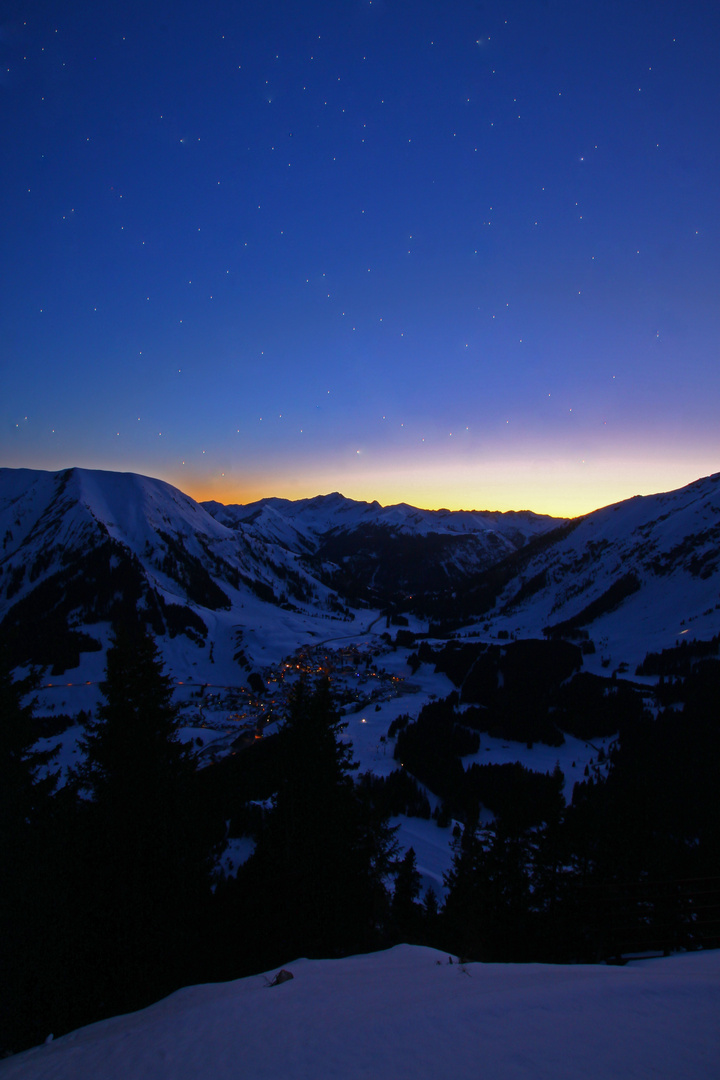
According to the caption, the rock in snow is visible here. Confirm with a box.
[1,945,718,1079]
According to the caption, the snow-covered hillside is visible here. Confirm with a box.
[0,469,564,831]
[0,465,333,625]
[470,471,720,670]
[0,467,230,555]
[2,945,718,1080]
[0,467,356,679]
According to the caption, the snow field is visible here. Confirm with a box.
[2,945,718,1080]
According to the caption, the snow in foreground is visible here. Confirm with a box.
[3,946,719,1080]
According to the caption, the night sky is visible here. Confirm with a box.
[3,1,719,516]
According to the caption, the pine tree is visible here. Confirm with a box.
[390,846,422,942]
[72,622,219,1018]
[244,679,395,962]
[442,812,534,962]
[0,658,58,852]
[422,885,440,941]
[0,654,60,1052]
[480,823,534,961]
[441,810,487,959]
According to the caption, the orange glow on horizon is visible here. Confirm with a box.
[178,452,718,520]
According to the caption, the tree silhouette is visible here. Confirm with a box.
[390,847,422,942]
[242,679,395,963]
[72,623,219,1019]
[442,814,533,962]
[0,655,61,1052]
[0,657,58,857]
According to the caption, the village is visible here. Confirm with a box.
[184,641,420,762]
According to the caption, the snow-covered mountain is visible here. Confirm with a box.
[203,491,560,598]
[205,490,550,543]
[2,945,718,1080]
[467,471,720,668]
[0,467,560,678]
[0,468,348,673]
[2,465,719,687]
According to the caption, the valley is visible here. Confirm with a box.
[3,464,718,896]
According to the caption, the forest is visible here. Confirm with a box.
[1,624,719,1054]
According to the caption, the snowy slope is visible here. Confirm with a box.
[0,467,353,674]
[474,472,720,669]
[2,945,718,1080]
[0,467,230,557]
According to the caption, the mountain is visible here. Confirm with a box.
[0,467,560,677]
[2,464,719,736]
[449,471,720,667]
[2,945,717,1080]
[204,489,550,542]
[0,467,234,673]
[203,491,560,600]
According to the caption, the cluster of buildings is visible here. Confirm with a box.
[186,641,418,759]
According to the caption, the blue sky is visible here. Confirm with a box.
[2,0,719,515]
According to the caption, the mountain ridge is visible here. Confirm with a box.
[0,465,561,666]
[1,466,719,684]
[467,471,720,655]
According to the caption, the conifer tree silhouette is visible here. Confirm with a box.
[73,622,217,1018]
[246,679,395,961]
[0,655,60,1052]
